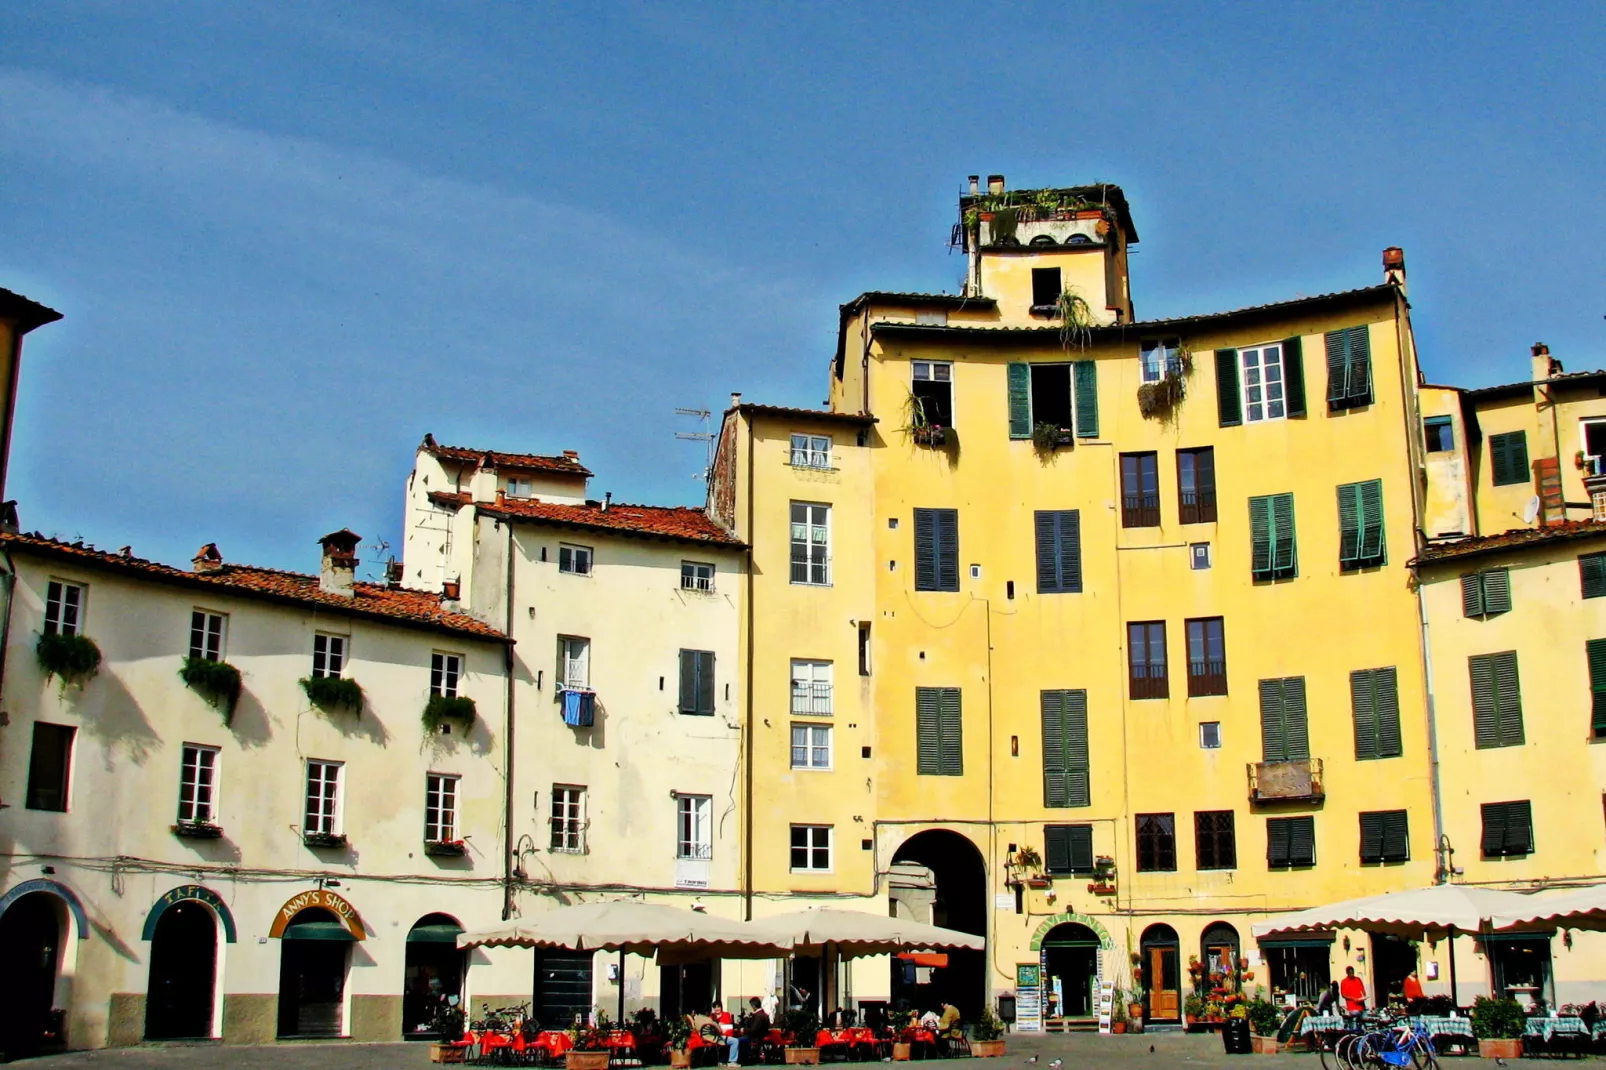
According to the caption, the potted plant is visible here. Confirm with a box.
[1472,996,1526,1060]
[303,830,348,848]
[665,1015,693,1069]
[971,1006,1005,1057]
[1184,994,1207,1031]
[36,631,101,689]
[782,1008,821,1065]
[301,674,364,714]
[889,1008,914,1061]
[171,820,224,839]
[1128,966,1145,1022]
[424,693,477,727]
[425,838,467,857]
[429,1003,468,1063]
[1246,998,1282,1054]
[567,1016,613,1070]
[179,656,242,722]
[1110,991,1127,1035]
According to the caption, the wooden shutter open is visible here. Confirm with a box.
[1482,569,1512,615]
[1359,480,1385,562]
[1040,691,1068,807]
[1249,496,1273,578]
[916,688,941,774]
[935,509,959,592]
[1008,362,1032,439]
[1338,483,1361,566]
[1461,574,1486,618]
[1580,553,1606,599]
[1351,669,1379,760]
[1325,330,1350,406]
[1215,349,1242,427]
[1044,825,1072,874]
[1272,494,1297,575]
[1347,326,1372,402]
[938,687,963,775]
[1073,360,1099,438]
[1588,638,1606,737]
[1283,336,1306,417]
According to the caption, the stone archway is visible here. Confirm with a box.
[890,829,988,1019]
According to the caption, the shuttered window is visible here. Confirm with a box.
[1588,638,1606,740]
[1127,621,1168,700]
[1259,677,1310,762]
[1177,448,1217,524]
[1489,431,1529,487]
[1469,651,1524,749]
[1215,348,1242,427]
[1337,479,1386,570]
[913,508,959,592]
[1351,666,1403,760]
[1359,810,1409,864]
[1136,813,1176,872]
[1034,510,1082,594]
[1121,453,1161,527]
[1580,553,1606,599]
[1008,363,1032,439]
[1040,689,1090,808]
[1044,824,1095,875]
[1479,800,1534,858]
[1074,360,1099,438]
[1248,493,1297,580]
[1267,816,1316,868]
[1324,326,1373,409]
[1461,569,1512,618]
[915,687,963,776]
[1195,810,1237,870]
[678,650,715,715]
[1282,336,1308,418]
[1008,361,1098,439]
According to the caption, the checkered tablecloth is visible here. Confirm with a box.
[1410,1016,1475,1039]
[1524,1017,1589,1040]
[1300,1015,1347,1035]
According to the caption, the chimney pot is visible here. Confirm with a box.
[1532,342,1550,357]
[192,543,224,574]
[385,560,403,588]
[317,529,361,598]
[730,392,742,409]
[442,578,461,601]
[987,174,1005,195]
[563,449,579,458]
[1531,342,1562,382]
[968,175,979,195]
[603,492,612,512]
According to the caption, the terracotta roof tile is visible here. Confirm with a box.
[430,491,742,548]
[420,434,592,477]
[0,531,507,642]
[731,403,877,426]
[1410,521,1606,566]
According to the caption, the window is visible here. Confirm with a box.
[1191,542,1212,569]
[1325,326,1373,410]
[1424,416,1455,453]
[177,744,219,824]
[1581,553,1606,600]
[1259,677,1310,762]
[44,580,84,636]
[791,724,832,770]
[680,561,715,592]
[676,794,712,859]
[1031,267,1062,309]
[1136,813,1176,872]
[1040,690,1090,808]
[25,722,75,811]
[791,660,832,716]
[558,544,593,575]
[1480,800,1533,858]
[551,785,586,852]
[1199,722,1222,749]
[915,686,963,776]
[911,361,953,429]
[858,623,871,676]
[1248,493,1297,580]
[1120,453,1160,527]
[312,633,347,678]
[1358,810,1409,864]
[425,773,459,842]
[505,477,533,499]
[189,610,226,661]
[1470,650,1524,749]
[304,760,342,835]
[790,502,831,585]
[790,434,831,469]
[1140,339,1182,384]
[1044,824,1094,875]
[1587,639,1606,740]
[1489,431,1529,487]
[913,508,959,592]
[557,637,589,691]
[1461,569,1512,618]
[678,649,715,715]
[1127,621,1168,699]
[432,651,463,697]
[1350,667,1402,760]
[1186,618,1227,697]
[1027,363,1073,436]
[1215,341,1306,427]
[1195,810,1237,870]
[1034,510,1082,594]
[1267,816,1316,868]
[1007,361,1098,439]
[1583,419,1606,476]
[1177,448,1217,524]
[1241,343,1287,423]
[790,824,832,871]
[1337,479,1386,570]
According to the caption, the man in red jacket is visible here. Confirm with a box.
[1340,966,1368,1018]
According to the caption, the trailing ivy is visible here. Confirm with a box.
[423,694,477,727]
[1057,289,1095,350]
[179,657,242,721]
[300,675,364,713]
[36,632,102,688]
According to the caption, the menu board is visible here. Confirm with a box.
[1097,980,1115,1035]
[1015,963,1042,1032]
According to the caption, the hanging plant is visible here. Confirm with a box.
[902,393,948,448]
[1031,421,1074,452]
[424,694,477,727]
[300,675,364,713]
[36,632,102,689]
[1057,289,1095,350]
[1137,346,1195,420]
[179,657,242,721]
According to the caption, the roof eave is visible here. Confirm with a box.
[475,505,748,551]
[0,288,64,334]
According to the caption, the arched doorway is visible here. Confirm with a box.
[1040,923,1101,1021]
[890,829,987,1019]
[277,908,352,1037]
[403,914,465,1038]
[1139,924,1181,1023]
[0,891,65,1057]
[145,899,218,1038]
[1200,922,1241,996]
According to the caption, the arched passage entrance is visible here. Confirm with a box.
[1139,924,1181,1023]
[145,899,218,1038]
[404,914,465,1038]
[0,890,68,1057]
[277,908,354,1038]
[1039,923,1100,1020]
[890,829,987,1019]
[1200,922,1241,995]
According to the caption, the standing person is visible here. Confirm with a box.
[1340,966,1367,1020]
[728,997,768,1066]
[1316,981,1341,1015]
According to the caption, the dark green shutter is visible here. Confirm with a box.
[1044,825,1071,874]
[1493,650,1524,746]
[936,509,959,591]
[1063,689,1090,807]
[1461,573,1486,618]
[1351,669,1379,760]
[1383,810,1409,862]
[1470,654,1499,748]
[1008,363,1032,439]
[916,688,941,774]
[1504,801,1533,854]
[1580,553,1606,599]
[1325,330,1350,405]
[695,651,715,714]
[1058,511,1082,593]
[1347,326,1372,402]
[914,509,937,591]
[1067,825,1094,872]
[1359,812,1384,863]
[679,650,698,713]
[1041,691,1067,807]
[1283,336,1306,417]
[939,687,963,775]
[1267,818,1290,867]
[1470,651,1523,748]
[1338,483,1361,566]
[1249,496,1272,578]
[1215,349,1242,427]
[1073,360,1099,438]
[1272,494,1297,575]
[1284,676,1309,759]
[1480,803,1507,855]
[1482,569,1512,615]
[1588,638,1606,737]
[1290,816,1315,865]
[1260,679,1288,761]
[1360,480,1385,562]
[1034,511,1059,593]
[1491,432,1529,487]
[1374,667,1402,757]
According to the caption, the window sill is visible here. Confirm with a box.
[1028,305,1062,319]
[790,581,834,588]
[678,709,715,717]
[303,833,349,849]
[790,869,834,876]
[787,462,838,472]
[172,822,224,839]
[791,766,834,773]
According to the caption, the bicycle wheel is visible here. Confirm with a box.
[1335,1033,1358,1070]
[1318,1033,1341,1070]
[1409,1039,1439,1070]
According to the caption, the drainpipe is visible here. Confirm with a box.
[1415,574,1447,884]
[742,414,756,921]
[0,547,17,777]
[503,523,518,921]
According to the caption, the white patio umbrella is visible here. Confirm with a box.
[1491,884,1606,932]
[746,906,984,958]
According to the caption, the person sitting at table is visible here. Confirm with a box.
[728,998,768,1066]
[937,1003,962,1039]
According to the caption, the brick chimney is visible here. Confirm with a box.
[1531,342,1562,383]
[1383,246,1406,293]
[192,543,223,574]
[987,174,1005,195]
[317,529,361,597]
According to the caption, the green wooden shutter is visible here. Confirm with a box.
[1044,825,1071,873]
[1008,362,1032,439]
[1491,432,1529,486]
[1359,812,1384,863]
[695,651,715,714]
[1267,818,1291,867]
[1482,569,1512,615]
[914,509,938,591]
[1351,669,1379,760]
[1480,803,1507,855]
[916,688,941,774]
[1215,349,1242,427]
[1587,638,1606,737]
[1504,801,1533,854]
[938,687,963,775]
[1580,553,1606,599]
[1063,689,1090,807]
[1359,479,1385,563]
[1470,654,1499,748]
[1383,810,1409,862]
[679,650,698,713]
[1338,483,1361,566]
[1374,667,1402,757]
[1034,511,1060,593]
[1347,326,1372,403]
[1249,496,1273,578]
[935,509,959,591]
[1073,360,1099,438]
[1272,493,1297,576]
[1058,511,1082,594]
[1041,690,1067,807]
[1260,678,1288,762]
[1461,574,1486,618]
[1067,825,1094,872]
[1493,650,1524,746]
[1283,336,1307,417]
[1325,330,1350,406]
[1283,676,1310,759]
[1289,816,1316,865]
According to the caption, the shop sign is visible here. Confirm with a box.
[267,888,367,940]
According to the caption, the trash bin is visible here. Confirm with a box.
[1222,1016,1252,1055]
[996,995,1016,1026]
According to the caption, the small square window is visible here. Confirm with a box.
[431,652,463,697]
[313,633,347,679]
[789,434,832,469]
[1191,543,1212,570]
[1423,416,1454,453]
[680,561,715,592]
[558,544,593,575]
[1031,267,1062,309]
[44,580,85,637]
[1200,722,1222,749]
[505,477,534,499]
[790,824,832,871]
[189,610,227,662]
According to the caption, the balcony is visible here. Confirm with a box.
[791,682,833,717]
[1122,494,1160,528]
[1248,758,1323,803]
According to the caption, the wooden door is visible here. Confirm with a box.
[1148,946,1180,1020]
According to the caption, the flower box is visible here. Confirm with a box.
[1478,1039,1522,1060]
[972,1040,1006,1057]
[784,1047,822,1065]
[303,831,348,849]
[1088,882,1118,896]
[912,426,948,447]
[424,839,467,857]
[669,1051,693,1069]
[892,1042,912,1061]
[171,821,223,839]
[567,1052,611,1070]
[430,1043,468,1063]
[1250,1036,1279,1055]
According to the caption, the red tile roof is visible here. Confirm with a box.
[420,433,592,477]
[0,531,508,642]
[1410,521,1606,566]
[731,403,877,426]
[431,491,742,548]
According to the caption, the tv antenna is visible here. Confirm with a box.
[675,407,713,482]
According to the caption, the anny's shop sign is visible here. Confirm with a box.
[267,888,368,940]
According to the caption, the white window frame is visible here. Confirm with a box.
[305,759,343,835]
[177,743,219,824]
[912,361,951,384]
[790,723,833,770]
[681,561,716,592]
[1239,342,1287,424]
[189,609,227,662]
[44,579,85,637]
[1199,722,1223,750]
[790,659,833,716]
[790,502,832,586]
[676,793,713,860]
[790,824,833,872]
[1140,339,1182,384]
[431,651,463,697]
[505,477,534,499]
[558,544,593,576]
[425,772,460,842]
[789,433,832,470]
[558,636,590,691]
[313,632,347,679]
[551,785,587,853]
[1581,417,1606,477]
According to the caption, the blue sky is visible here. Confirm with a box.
[2,2,1602,574]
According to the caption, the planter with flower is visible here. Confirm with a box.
[665,1016,693,1069]
[171,820,224,839]
[888,1008,914,1061]
[425,838,467,857]
[1087,856,1118,897]
[782,1008,821,1065]
[971,1006,1005,1057]
[567,1015,614,1070]
[37,631,102,691]
[1246,998,1282,1054]
[1007,845,1050,889]
[1471,997,1526,1060]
